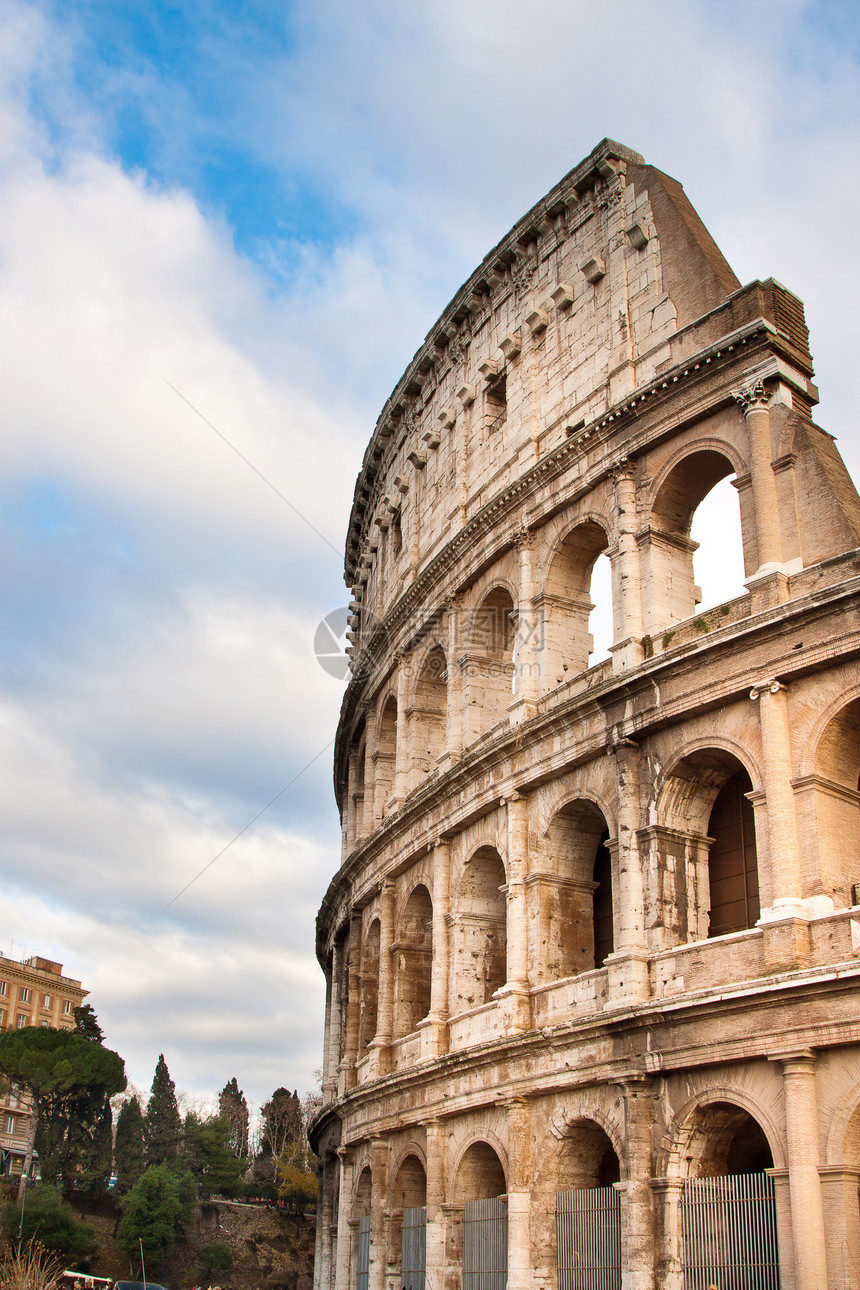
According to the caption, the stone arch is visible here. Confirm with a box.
[391,1151,427,1209]
[453,846,507,1013]
[410,645,448,781]
[350,717,368,843]
[453,1140,507,1203]
[557,1117,622,1190]
[376,693,399,819]
[643,445,745,634]
[542,799,614,976]
[799,691,860,907]
[652,743,762,944]
[358,918,380,1052]
[660,1088,784,1181]
[540,517,613,688]
[354,1163,373,1214]
[462,585,516,738]
[393,883,433,1039]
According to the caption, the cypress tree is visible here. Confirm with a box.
[115,1096,147,1194]
[144,1054,182,1167]
[218,1078,250,1156]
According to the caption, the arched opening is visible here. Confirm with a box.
[690,475,746,610]
[588,552,613,664]
[656,749,760,947]
[679,1103,779,1290]
[410,649,447,782]
[354,1166,373,1290]
[543,802,613,978]
[456,1144,507,1290]
[350,720,367,844]
[392,1155,427,1290]
[542,520,612,690]
[455,1142,507,1204]
[464,587,516,740]
[358,920,380,1052]
[556,1121,622,1289]
[645,449,743,634]
[806,696,860,908]
[376,696,398,819]
[453,847,506,1012]
[394,885,433,1039]
[707,768,760,937]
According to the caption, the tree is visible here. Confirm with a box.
[115,1096,147,1195]
[5,1183,97,1260]
[73,1003,104,1044]
[259,1088,302,1161]
[0,1024,126,1194]
[183,1113,246,1197]
[277,1143,318,1223]
[118,1163,196,1267]
[218,1077,250,1156]
[144,1054,182,1167]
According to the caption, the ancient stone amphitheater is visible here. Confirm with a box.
[310,140,860,1290]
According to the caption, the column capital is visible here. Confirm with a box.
[770,1047,816,1073]
[733,377,772,415]
[750,676,787,700]
[513,524,536,552]
[608,454,635,483]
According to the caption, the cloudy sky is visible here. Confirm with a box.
[0,0,857,1111]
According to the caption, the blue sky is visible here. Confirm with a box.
[0,0,859,1114]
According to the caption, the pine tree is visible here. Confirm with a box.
[218,1078,250,1156]
[115,1096,147,1194]
[144,1054,182,1167]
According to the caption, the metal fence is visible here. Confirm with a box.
[401,1206,427,1290]
[556,1186,622,1290]
[681,1173,780,1290]
[356,1213,371,1290]
[463,1196,508,1290]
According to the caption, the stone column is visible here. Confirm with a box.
[445,597,464,762]
[395,656,411,805]
[323,938,343,1104]
[621,1079,655,1290]
[334,1147,355,1290]
[369,1137,389,1290]
[371,881,396,1074]
[749,678,809,967]
[604,739,650,1006]
[652,1178,684,1290]
[424,1118,447,1290]
[773,1051,828,1290]
[505,1098,533,1290]
[734,378,788,608]
[339,914,362,1095]
[609,460,644,673]
[423,839,451,1057]
[501,793,532,1031]
[511,528,541,718]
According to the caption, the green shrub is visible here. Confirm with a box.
[4,1185,97,1261]
[198,1239,233,1277]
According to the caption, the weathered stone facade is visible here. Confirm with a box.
[310,140,860,1290]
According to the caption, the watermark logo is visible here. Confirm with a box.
[314,607,351,680]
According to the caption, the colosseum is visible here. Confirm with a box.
[309,139,860,1290]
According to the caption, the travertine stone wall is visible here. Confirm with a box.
[311,141,860,1290]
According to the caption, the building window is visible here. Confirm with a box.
[19,988,30,1003]
[41,994,51,1009]
[0,1011,5,1029]
[16,1015,28,1028]
[5,1116,15,1135]
[0,981,7,996]
[62,1000,72,1014]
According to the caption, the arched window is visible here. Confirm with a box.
[454,847,506,1012]
[544,802,613,977]
[394,885,433,1039]
[645,449,745,634]
[707,769,760,937]
[411,649,447,781]
[690,475,746,610]
[464,588,516,741]
[542,521,612,690]
[375,696,398,820]
[358,920,380,1052]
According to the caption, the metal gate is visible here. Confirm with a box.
[556,1186,622,1290]
[356,1213,371,1290]
[401,1206,426,1290]
[682,1173,780,1290]
[463,1196,508,1290]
